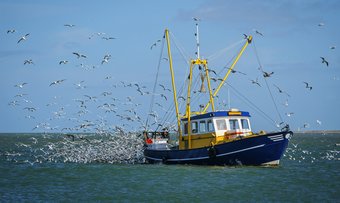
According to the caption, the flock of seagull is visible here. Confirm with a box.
[6,24,177,136]
[243,23,336,130]
[3,20,338,165]
[5,21,337,135]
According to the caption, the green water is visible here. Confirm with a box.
[0,133,339,202]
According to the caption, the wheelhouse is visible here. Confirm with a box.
[180,109,252,149]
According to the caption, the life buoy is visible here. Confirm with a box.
[146,138,153,144]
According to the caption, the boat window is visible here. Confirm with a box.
[229,119,240,130]
[192,121,198,133]
[216,119,227,130]
[199,120,206,133]
[241,119,250,130]
[183,122,188,134]
[207,120,214,132]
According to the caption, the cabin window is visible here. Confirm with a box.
[241,119,250,130]
[183,122,188,134]
[207,120,214,132]
[229,119,240,130]
[216,119,227,130]
[191,121,198,133]
[199,120,206,133]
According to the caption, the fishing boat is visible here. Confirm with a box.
[143,23,293,166]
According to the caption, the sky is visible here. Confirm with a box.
[1,0,339,133]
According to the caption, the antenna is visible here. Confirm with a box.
[194,18,201,59]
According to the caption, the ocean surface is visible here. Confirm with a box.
[0,132,339,202]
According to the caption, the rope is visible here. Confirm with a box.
[252,39,284,124]
[145,34,166,131]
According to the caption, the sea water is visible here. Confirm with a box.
[0,133,339,202]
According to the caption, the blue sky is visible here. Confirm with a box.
[1,0,339,133]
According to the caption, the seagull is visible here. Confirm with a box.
[229,68,247,75]
[273,84,291,97]
[24,107,37,112]
[318,22,325,27]
[15,93,28,97]
[250,78,261,87]
[282,99,289,107]
[74,81,85,89]
[329,46,336,50]
[73,52,87,58]
[14,82,28,88]
[102,37,116,40]
[285,112,294,117]
[316,120,322,126]
[150,42,157,50]
[160,94,168,101]
[101,54,112,64]
[24,59,34,65]
[17,33,30,43]
[253,29,264,36]
[101,58,109,64]
[159,84,171,92]
[303,82,312,90]
[59,60,68,65]
[263,71,274,78]
[193,17,201,21]
[7,29,16,34]
[320,57,329,66]
[207,69,217,75]
[49,79,66,86]
[64,24,75,27]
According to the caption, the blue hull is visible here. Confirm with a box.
[144,131,293,166]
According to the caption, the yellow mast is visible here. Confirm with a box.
[164,29,182,142]
[202,35,252,113]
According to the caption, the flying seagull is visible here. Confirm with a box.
[24,59,34,65]
[273,84,291,97]
[160,94,168,101]
[102,37,116,40]
[316,120,322,126]
[14,82,28,88]
[73,52,87,58]
[64,24,75,27]
[320,57,329,66]
[150,42,157,50]
[17,33,30,43]
[59,60,68,65]
[318,22,325,27]
[7,29,16,34]
[50,79,66,86]
[263,71,274,78]
[303,82,312,90]
[250,78,261,87]
[192,17,201,21]
[253,29,264,36]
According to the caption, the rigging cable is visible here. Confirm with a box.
[225,82,278,129]
[145,34,166,131]
[207,39,245,62]
[252,39,284,125]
